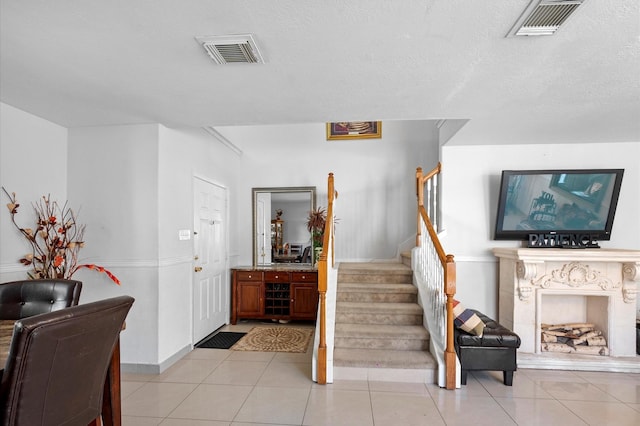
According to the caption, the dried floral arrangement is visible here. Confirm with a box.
[3,188,120,284]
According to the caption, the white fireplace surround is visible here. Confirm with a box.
[494,248,640,372]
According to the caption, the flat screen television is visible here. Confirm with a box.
[494,169,624,247]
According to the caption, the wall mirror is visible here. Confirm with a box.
[252,186,316,266]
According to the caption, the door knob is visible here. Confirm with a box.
[194,266,203,272]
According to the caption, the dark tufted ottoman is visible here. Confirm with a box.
[454,310,521,386]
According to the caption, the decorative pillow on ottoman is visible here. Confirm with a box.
[452,299,485,336]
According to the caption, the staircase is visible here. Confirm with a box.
[333,261,437,383]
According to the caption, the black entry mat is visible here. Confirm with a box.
[195,331,246,349]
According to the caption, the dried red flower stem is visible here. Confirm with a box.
[2,187,120,285]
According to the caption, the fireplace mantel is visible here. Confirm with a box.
[493,247,640,371]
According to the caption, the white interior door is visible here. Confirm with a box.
[193,177,228,343]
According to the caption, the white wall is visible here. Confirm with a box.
[0,103,68,280]
[441,141,640,318]
[222,120,439,265]
[67,124,161,369]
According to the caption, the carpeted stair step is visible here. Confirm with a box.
[337,282,418,303]
[336,301,423,325]
[338,262,413,284]
[400,251,412,267]
[333,347,436,369]
[335,323,429,351]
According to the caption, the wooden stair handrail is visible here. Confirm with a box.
[416,162,441,246]
[418,162,442,187]
[418,205,447,264]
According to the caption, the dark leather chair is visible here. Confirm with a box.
[0,295,134,426]
[296,246,311,263]
[0,279,82,320]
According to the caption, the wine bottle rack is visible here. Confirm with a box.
[264,282,290,316]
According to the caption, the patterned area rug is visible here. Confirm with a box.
[231,326,314,353]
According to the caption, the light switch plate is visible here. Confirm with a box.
[178,229,191,240]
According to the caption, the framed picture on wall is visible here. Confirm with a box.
[326,121,382,140]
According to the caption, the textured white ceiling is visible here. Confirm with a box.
[1,0,638,145]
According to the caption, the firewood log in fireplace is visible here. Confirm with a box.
[573,345,609,355]
[586,336,607,346]
[541,342,574,353]
[540,323,608,355]
[569,330,601,346]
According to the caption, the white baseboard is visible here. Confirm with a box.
[121,344,192,375]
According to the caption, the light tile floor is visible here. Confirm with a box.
[122,322,640,426]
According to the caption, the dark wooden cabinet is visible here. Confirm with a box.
[231,268,318,324]
[235,271,264,319]
[290,283,317,319]
[290,272,318,319]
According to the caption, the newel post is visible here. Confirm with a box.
[444,254,457,390]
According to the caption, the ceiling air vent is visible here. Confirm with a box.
[507,0,586,37]
[195,34,264,64]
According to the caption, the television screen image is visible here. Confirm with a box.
[494,169,624,242]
